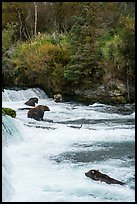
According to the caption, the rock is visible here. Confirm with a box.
[74,85,111,104]
[74,81,129,104]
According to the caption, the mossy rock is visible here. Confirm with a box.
[2,107,16,118]
[111,96,127,104]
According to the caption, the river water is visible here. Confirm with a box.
[2,88,135,202]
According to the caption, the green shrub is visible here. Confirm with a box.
[2,23,17,53]
[2,108,16,118]
[9,33,70,90]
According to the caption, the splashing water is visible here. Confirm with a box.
[2,88,135,202]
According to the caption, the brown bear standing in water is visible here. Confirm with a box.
[54,94,63,102]
[27,105,50,121]
[85,169,124,185]
[25,97,39,106]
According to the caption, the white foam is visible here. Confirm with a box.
[2,88,135,202]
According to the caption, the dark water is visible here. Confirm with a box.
[50,141,135,164]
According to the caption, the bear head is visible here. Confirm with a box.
[36,105,50,111]
[85,169,99,178]
[30,97,38,103]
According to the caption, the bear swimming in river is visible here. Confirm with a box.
[25,97,39,106]
[27,105,50,121]
[85,169,124,185]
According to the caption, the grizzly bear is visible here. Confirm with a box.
[85,169,124,185]
[54,94,63,102]
[25,97,39,106]
[27,105,50,121]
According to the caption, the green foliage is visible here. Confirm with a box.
[2,24,16,53]
[111,83,119,91]
[64,68,81,81]
[2,108,16,118]
[2,56,15,88]
[10,33,70,88]
[2,2,135,103]
[64,4,104,89]
[2,2,35,41]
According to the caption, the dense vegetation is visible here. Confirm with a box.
[2,2,135,104]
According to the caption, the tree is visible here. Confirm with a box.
[34,2,38,36]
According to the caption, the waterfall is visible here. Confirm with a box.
[2,87,48,102]
[2,115,23,147]
[2,115,24,202]
[2,87,48,201]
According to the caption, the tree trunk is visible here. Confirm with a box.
[34,2,37,36]
[17,10,23,41]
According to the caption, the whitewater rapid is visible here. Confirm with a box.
[2,88,135,202]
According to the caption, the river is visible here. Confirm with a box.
[2,88,135,202]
